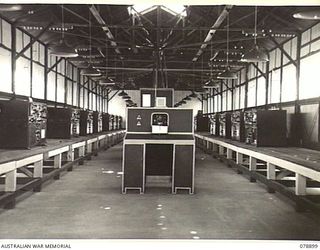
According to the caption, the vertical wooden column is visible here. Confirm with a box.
[78,145,85,165]
[5,169,17,192]
[87,143,92,154]
[53,154,62,180]
[219,145,224,155]
[236,152,243,174]
[244,65,249,108]
[266,162,276,193]
[93,141,98,156]
[33,160,43,178]
[44,45,48,100]
[11,24,16,94]
[33,160,43,192]
[67,147,74,172]
[295,33,302,111]
[236,152,243,165]
[226,148,232,159]
[295,173,307,195]
[249,156,257,182]
[265,61,270,109]
[4,169,17,209]
[212,143,218,153]
[67,147,74,162]
[267,163,276,180]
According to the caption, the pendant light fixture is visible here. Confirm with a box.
[190,91,197,98]
[203,81,219,88]
[49,5,78,58]
[118,90,128,96]
[81,8,101,76]
[241,6,269,63]
[217,12,238,79]
[0,4,23,11]
[293,9,320,20]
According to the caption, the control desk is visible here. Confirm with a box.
[122,108,195,194]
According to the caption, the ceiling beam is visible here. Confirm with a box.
[192,5,233,62]
[96,66,213,73]
[90,5,121,54]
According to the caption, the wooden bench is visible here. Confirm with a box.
[0,131,125,209]
[195,133,320,213]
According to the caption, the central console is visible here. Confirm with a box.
[122,88,195,194]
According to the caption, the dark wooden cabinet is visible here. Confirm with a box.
[93,111,103,133]
[173,145,194,192]
[219,112,232,139]
[80,110,93,136]
[123,144,144,193]
[209,113,220,136]
[47,107,80,139]
[0,99,47,149]
[244,110,287,147]
[231,111,245,142]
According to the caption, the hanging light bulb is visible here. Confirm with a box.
[81,9,100,76]
[241,6,269,63]
[218,12,238,79]
[49,5,78,57]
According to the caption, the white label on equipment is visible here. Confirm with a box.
[41,129,46,139]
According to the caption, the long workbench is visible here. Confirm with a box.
[0,130,126,209]
[195,132,320,213]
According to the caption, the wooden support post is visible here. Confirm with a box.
[87,143,92,160]
[295,173,307,196]
[4,168,17,207]
[236,152,243,165]
[67,148,74,162]
[236,152,243,174]
[53,154,62,180]
[249,156,257,182]
[219,145,224,155]
[267,163,276,180]
[79,146,85,157]
[33,160,43,192]
[212,143,218,153]
[87,143,92,154]
[226,148,232,159]
[78,146,85,165]
[67,148,74,171]
[33,160,43,178]
[266,163,276,193]
[93,142,98,156]
[5,169,17,192]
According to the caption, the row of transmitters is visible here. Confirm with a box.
[71,110,80,136]
[29,102,47,143]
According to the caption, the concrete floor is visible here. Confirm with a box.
[0,143,320,239]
